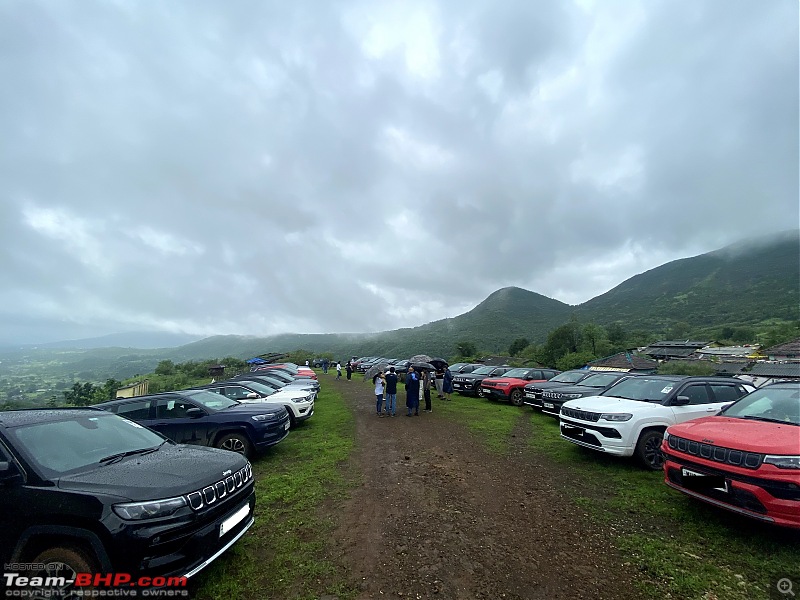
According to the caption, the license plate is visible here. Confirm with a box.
[525,392,534,398]
[543,402,554,409]
[681,468,728,492]
[454,384,462,388]
[220,503,250,537]
[562,424,583,436]
[284,422,290,431]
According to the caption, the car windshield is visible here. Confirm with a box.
[503,368,531,378]
[577,373,624,388]
[471,366,495,375]
[265,370,292,383]
[449,363,467,370]
[721,385,800,426]
[183,389,239,411]
[549,371,587,384]
[600,377,681,402]
[236,381,277,396]
[10,413,166,476]
[254,376,284,389]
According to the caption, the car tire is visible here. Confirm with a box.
[476,387,485,398]
[216,433,253,458]
[510,389,524,406]
[635,429,665,470]
[32,545,99,590]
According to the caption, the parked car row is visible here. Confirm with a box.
[515,371,799,529]
[0,361,322,593]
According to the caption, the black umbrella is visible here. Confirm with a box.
[429,357,448,370]
[410,361,435,371]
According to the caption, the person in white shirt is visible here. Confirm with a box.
[374,372,386,416]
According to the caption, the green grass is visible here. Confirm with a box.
[194,385,358,600]
[435,394,521,452]
[524,410,800,600]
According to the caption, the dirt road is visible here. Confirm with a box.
[324,378,643,600]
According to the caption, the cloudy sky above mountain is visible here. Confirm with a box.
[0,0,797,345]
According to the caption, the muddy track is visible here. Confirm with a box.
[324,378,643,600]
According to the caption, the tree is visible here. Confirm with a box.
[456,340,477,358]
[508,338,530,357]
[541,321,582,366]
[607,322,627,346]
[555,351,596,371]
[155,360,175,376]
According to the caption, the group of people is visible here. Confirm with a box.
[373,365,453,417]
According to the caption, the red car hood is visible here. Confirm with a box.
[483,377,544,386]
[668,416,800,453]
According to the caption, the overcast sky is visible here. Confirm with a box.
[0,0,797,345]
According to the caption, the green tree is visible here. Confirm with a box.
[542,321,582,366]
[555,351,596,371]
[155,360,175,376]
[456,340,477,357]
[508,338,530,356]
[607,322,627,346]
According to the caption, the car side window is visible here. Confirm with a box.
[681,384,711,405]
[220,386,251,400]
[115,399,151,420]
[710,384,743,403]
[155,398,195,419]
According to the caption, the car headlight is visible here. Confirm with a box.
[113,496,187,520]
[763,455,800,469]
[663,431,671,443]
[291,395,312,403]
[251,413,277,422]
[599,413,633,422]
[495,383,510,387]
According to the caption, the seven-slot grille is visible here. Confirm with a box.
[560,407,601,422]
[667,435,763,469]
[187,463,253,510]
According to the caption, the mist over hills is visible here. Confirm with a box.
[6,231,798,370]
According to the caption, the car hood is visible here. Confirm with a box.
[563,396,663,413]
[668,416,800,453]
[524,381,574,391]
[221,403,287,415]
[542,384,607,395]
[57,444,249,501]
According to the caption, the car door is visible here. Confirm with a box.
[668,383,719,423]
[150,396,213,446]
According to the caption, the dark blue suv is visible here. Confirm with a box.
[96,389,290,458]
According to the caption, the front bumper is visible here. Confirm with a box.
[559,418,631,456]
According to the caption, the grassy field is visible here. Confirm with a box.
[439,393,800,600]
[193,383,359,600]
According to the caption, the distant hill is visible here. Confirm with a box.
[574,230,799,331]
[3,231,797,374]
[21,331,204,350]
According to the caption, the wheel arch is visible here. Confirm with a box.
[13,525,112,571]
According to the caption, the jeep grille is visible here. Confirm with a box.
[667,435,763,469]
[187,463,253,510]
[560,407,601,422]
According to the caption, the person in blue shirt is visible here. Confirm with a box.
[405,366,420,416]
[384,367,399,417]
[442,367,454,401]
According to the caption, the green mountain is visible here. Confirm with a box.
[573,230,799,331]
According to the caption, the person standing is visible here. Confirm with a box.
[374,371,386,416]
[305,359,310,367]
[405,366,420,416]
[434,367,445,398]
[322,358,329,374]
[422,370,433,412]
[336,362,342,380]
[442,366,454,401]
[384,366,398,417]
[346,361,353,381]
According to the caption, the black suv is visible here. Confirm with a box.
[0,408,255,590]
[535,371,635,417]
[96,389,290,459]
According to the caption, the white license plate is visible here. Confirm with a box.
[543,402,554,409]
[284,422,290,431]
[525,393,535,398]
[220,503,250,537]
[454,384,462,388]
[681,468,728,492]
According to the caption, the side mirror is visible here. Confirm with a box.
[673,395,690,406]
[246,392,259,399]
[185,407,204,418]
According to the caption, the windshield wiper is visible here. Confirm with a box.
[99,443,163,465]
[738,415,797,425]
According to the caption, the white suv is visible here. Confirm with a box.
[200,381,315,428]
[559,376,755,469]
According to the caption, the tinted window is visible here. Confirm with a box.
[710,384,744,403]
[114,399,151,420]
[681,384,710,405]
[549,371,587,384]
[155,398,197,419]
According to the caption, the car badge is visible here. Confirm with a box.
[702,439,714,444]
[223,469,232,476]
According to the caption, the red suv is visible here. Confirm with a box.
[481,368,560,406]
[661,381,800,529]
